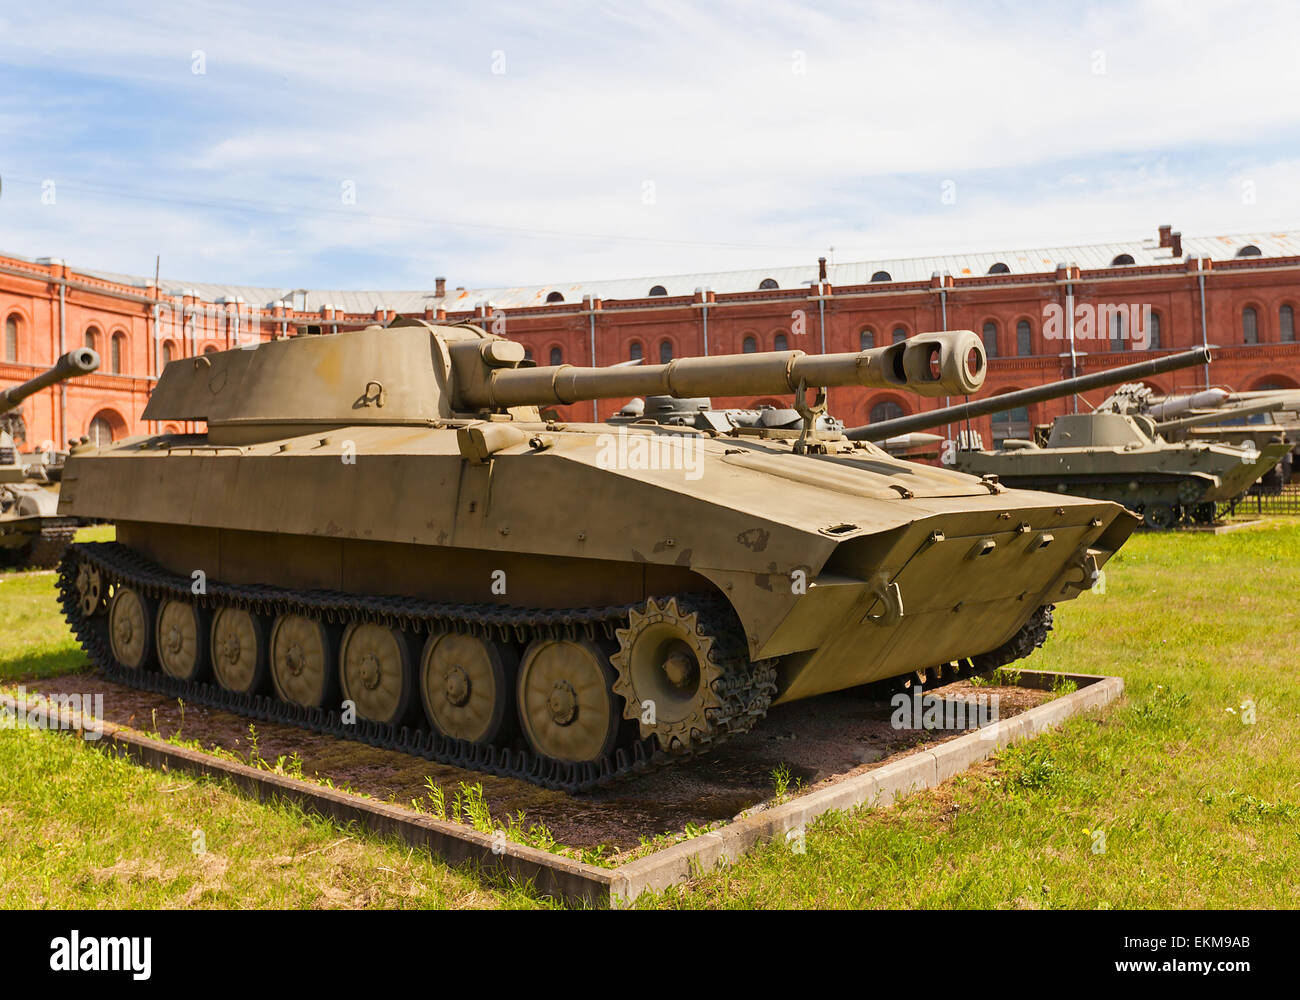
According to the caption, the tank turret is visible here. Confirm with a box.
[142,320,985,445]
[1,348,100,416]
[1,348,100,568]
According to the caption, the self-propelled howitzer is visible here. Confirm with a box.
[56,321,1136,791]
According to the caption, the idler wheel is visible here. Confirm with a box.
[610,596,725,753]
[75,562,106,618]
[210,607,269,694]
[1144,502,1177,531]
[339,622,415,726]
[155,598,212,682]
[270,614,339,709]
[108,586,156,671]
[516,637,620,763]
[420,632,516,744]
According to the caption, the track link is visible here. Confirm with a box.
[58,542,775,794]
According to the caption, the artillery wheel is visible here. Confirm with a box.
[1144,503,1178,530]
[75,561,106,618]
[1192,501,1218,525]
[517,637,620,763]
[420,632,515,744]
[155,598,211,682]
[270,614,339,709]
[211,607,269,694]
[339,622,415,726]
[108,586,156,671]
[610,596,726,753]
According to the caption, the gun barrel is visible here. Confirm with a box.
[845,347,1212,442]
[1156,398,1285,433]
[0,349,100,414]
[462,330,986,410]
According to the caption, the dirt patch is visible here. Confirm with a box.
[25,673,1048,851]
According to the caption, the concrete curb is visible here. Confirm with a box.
[2,668,1122,909]
[0,692,614,906]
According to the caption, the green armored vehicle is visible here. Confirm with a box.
[1,349,99,568]
[849,349,1287,530]
[56,321,1137,790]
[1144,387,1299,488]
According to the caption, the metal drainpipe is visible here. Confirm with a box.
[817,282,826,355]
[588,296,598,421]
[1067,280,1077,412]
[1197,260,1210,388]
[940,285,950,443]
[702,298,709,357]
[58,275,66,446]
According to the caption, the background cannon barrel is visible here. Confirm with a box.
[464,330,986,410]
[845,347,1212,442]
[1155,397,1286,434]
[1146,387,1229,420]
[0,348,100,414]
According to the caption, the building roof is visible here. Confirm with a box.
[14,229,1300,314]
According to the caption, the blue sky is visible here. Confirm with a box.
[1,0,1298,291]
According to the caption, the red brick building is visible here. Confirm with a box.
[3,225,1298,453]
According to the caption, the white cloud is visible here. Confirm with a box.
[1,0,1299,290]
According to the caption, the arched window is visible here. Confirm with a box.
[5,413,26,446]
[88,414,116,445]
[1111,253,1135,266]
[742,336,757,354]
[629,341,643,362]
[1236,244,1262,257]
[203,345,219,355]
[85,325,100,352]
[859,329,874,351]
[110,332,125,373]
[659,340,673,364]
[549,346,563,366]
[1016,319,1032,356]
[871,271,892,283]
[522,346,534,362]
[1147,310,1161,349]
[1280,305,1294,343]
[758,278,779,290]
[987,262,1010,274]
[648,285,667,297]
[545,291,564,303]
[1242,307,1258,344]
[162,342,174,365]
[1109,310,1126,351]
[3,314,17,361]
[982,321,998,358]
[992,406,1030,446]
[870,400,905,423]
[891,326,907,345]
[773,334,788,351]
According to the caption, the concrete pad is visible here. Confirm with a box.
[3,667,1123,909]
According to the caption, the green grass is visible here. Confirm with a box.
[3,520,1299,908]
[0,525,112,679]
[0,726,550,908]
